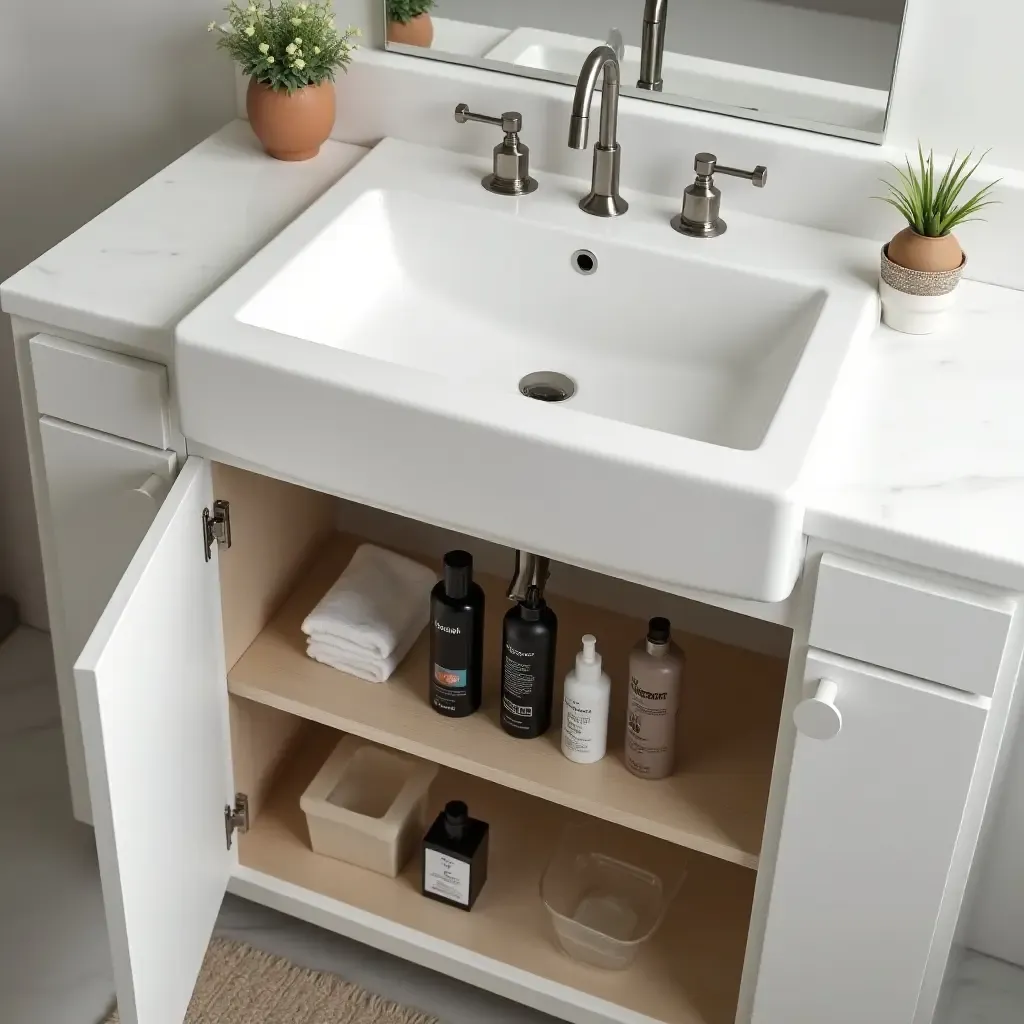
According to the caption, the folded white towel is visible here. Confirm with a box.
[307,624,423,683]
[301,544,435,659]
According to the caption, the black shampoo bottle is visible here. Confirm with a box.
[500,586,557,738]
[429,551,485,717]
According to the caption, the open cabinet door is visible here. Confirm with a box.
[75,457,233,1024]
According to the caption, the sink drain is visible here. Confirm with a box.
[571,249,598,275]
[519,371,576,403]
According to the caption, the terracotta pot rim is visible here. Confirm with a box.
[902,227,957,240]
[388,11,432,23]
[248,77,330,92]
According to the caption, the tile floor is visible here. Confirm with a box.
[2,625,1023,1024]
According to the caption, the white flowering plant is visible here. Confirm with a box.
[209,0,359,93]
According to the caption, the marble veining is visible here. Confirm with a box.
[804,280,1024,591]
[0,122,368,361]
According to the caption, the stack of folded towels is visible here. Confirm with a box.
[301,543,436,683]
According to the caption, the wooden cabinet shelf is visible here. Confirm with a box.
[238,724,756,1024]
[229,535,786,869]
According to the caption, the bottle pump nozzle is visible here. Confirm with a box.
[576,634,602,681]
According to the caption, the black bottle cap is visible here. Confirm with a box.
[444,800,469,840]
[443,551,473,600]
[520,585,545,622]
[647,616,671,644]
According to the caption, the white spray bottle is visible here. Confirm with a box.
[560,634,611,764]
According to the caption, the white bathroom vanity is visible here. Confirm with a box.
[4,116,1023,1024]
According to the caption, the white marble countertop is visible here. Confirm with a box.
[804,282,1024,591]
[0,120,367,361]
[3,118,1024,595]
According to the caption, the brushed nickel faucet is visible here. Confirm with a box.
[671,152,768,238]
[454,103,539,196]
[568,45,629,218]
[637,0,667,92]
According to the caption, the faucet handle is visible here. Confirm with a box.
[672,152,768,238]
[454,104,522,134]
[694,152,768,188]
[454,103,538,197]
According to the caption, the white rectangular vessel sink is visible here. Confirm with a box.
[242,190,820,452]
[177,138,876,602]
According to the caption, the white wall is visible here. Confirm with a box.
[887,0,1024,170]
[0,0,236,626]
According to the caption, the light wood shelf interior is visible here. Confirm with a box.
[237,719,756,1024]
[227,533,787,869]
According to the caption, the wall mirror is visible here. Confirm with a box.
[383,0,907,142]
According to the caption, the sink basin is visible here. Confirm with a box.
[176,138,876,602]
[239,188,823,452]
[484,28,888,133]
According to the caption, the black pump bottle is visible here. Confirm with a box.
[429,551,485,717]
[499,586,558,738]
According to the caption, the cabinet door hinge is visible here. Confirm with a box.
[224,793,249,850]
[203,499,232,562]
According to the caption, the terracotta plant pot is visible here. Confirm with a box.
[246,78,336,162]
[886,225,963,273]
[387,13,434,47]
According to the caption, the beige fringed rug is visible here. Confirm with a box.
[105,937,439,1023]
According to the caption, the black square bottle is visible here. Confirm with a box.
[422,801,489,910]
[429,550,485,717]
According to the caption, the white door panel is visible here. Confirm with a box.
[39,416,177,821]
[75,456,231,1024]
[753,650,988,1024]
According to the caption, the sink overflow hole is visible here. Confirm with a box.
[520,371,577,403]
[571,249,598,275]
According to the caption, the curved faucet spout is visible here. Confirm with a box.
[567,44,628,217]
[568,44,621,151]
[638,0,667,91]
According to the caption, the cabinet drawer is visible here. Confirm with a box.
[809,553,1014,697]
[30,333,171,448]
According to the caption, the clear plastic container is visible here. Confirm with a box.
[540,823,684,970]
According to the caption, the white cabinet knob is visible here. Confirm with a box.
[129,473,167,506]
[794,678,842,740]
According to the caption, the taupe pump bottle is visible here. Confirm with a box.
[624,617,684,780]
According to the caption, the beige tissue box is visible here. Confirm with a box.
[300,735,439,877]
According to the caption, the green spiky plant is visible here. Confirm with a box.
[387,0,436,23]
[209,0,359,93]
[875,144,1000,237]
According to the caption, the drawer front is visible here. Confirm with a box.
[30,333,170,448]
[810,553,1014,698]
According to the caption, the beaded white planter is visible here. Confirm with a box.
[879,244,967,335]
